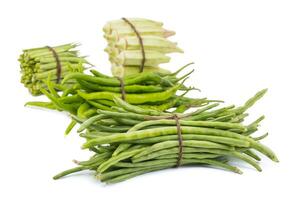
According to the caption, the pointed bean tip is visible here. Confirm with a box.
[273,157,279,163]
[77,128,84,133]
[258,168,263,172]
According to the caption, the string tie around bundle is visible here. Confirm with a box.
[46,46,62,83]
[122,17,146,73]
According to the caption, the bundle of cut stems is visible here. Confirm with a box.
[19,43,89,95]
[103,18,183,77]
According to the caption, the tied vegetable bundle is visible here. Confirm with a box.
[19,43,89,95]
[26,64,214,135]
[20,18,278,185]
[53,89,278,184]
[103,18,183,77]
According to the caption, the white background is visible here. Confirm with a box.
[0,0,296,199]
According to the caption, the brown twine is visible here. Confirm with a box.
[116,77,126,100]
[46,46,62,83]
[173,114,183,167]
[122,17,146,73]
[145,114,184,166]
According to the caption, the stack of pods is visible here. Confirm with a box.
[103,18,183,77]
[19,43,89,95]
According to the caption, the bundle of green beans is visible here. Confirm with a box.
[19,43,89,95]
[103,18,183,77]
[26,63,214,135]
[53,89,278,184]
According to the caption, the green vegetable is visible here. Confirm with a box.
[103,18,183,77]
[26,65,213,133]
[53,89,278,184]
[19,43,89,95]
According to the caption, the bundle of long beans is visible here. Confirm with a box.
[103,18,183,77]
[53,89,278,184]
[19,43,89,95]
[26,64,214,135]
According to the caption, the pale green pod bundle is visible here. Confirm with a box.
[103,18,163,34]
[103,18,183,77]
[104,26,175,40]
[112,65,171,77]
[19,43,89,95]
[116,36,183,53]
[115,50,171,66]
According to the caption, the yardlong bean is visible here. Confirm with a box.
[23,63,277,184]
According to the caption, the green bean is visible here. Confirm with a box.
[112,144,132,157]
[77,102,91,119]
[78,151,112,167]
[77,84,180,104]
[62,71,163,86]
[155,153,220,160]
[130,135,249,147]
[53,166,87,180]
[59,95,83,104]
[170,62,194,76]
[61,84,80,97]
[98,148,146,173]
[174,104,190,113]
[78,79,164,93]
[99,166,156,182]
[80,131,115,139]
[114,159,178,168]
[182,159,242,174]
[40,88,76,114]
[82,126,278,162]
[91,124,130,133]
[25,101,58,110]
[128,119,247,132]
[189,105,235,121]
[240,89,268,113]
[78,115,105,132]
[211,113,236,122]
[183,103,220,119]
[253,133,268,141]
[132,146,260,171]
[113,118,141,126]
[103,159,242,184]
[45,76,59,98]
[113,97,167,116]
[102,166,169,184]
[83,126,246,147]
[90,69,111,78]
[132,147,218,162]
[50,87,277,183]
[133,140,234,160]
[64,120,77,136]
[244,116,265,136]
[87,100,112,111]
[138,98,178,111]
[95,99,116,107]
[83,108,97,118]
[99,119,119,126]
[110,106,128,113]
[243,149,261,161]
[229,113,249,123]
